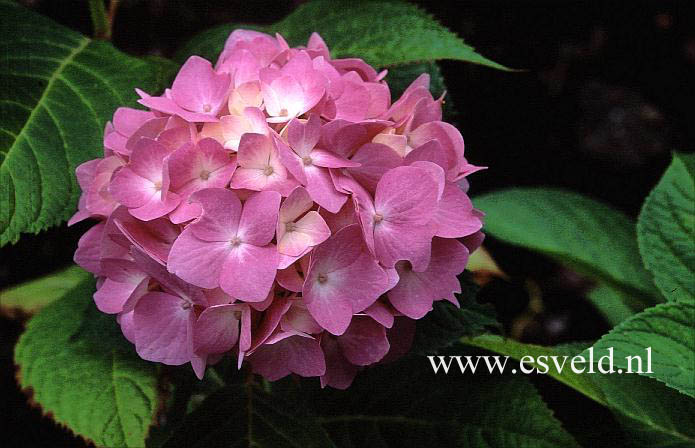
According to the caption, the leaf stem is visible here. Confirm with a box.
[88,0,111,40]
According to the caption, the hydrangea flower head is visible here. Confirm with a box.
[71,29,484,387]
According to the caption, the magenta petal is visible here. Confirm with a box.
[193,305,240,355]
[129,190,181,221]
[249,334,325,380]
[189,188,242,242]
[112,208,179,264]
[167,228,230,289]
[320,336,358,389]
[220,244,278,302]
[74,222,106,274]
[287,115,321,158]
[310,148,360,169]
[435,184,482,238]
[304,165,347,213]
[134,292,194,365]
[238,191,281,246]
[363,301,395,329]
[94,277,148,314]
[171,56,230,116]
[387,238,469,319]
[337,317,390,366]
[348,143,403,193]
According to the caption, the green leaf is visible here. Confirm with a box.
[0,265,90,316]
[160,384,335,448]
[273,0,510,69]
[14,277,160,447]
[0,1,174,246]
[474,188,660,309]
[175,1,510,70]
[294,354,578,448]
[586,283,636,327]
[411,272,498,354]
[464,335,695,447]
[588,301,695,398]
[637,153,695,302]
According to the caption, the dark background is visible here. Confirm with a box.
[1,0,693,446]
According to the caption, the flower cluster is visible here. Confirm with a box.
[71,30,484,388]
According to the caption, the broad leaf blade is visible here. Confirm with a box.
[589,302,695,398]
[14,277,160,447]
[273,0,510,69]
[298,354,578,448]
[465,335,695,447]
[0,265,90,316]
[637,153,695,302]
[474,188,660,309]
[175,1,510,70]
[0,1,174,246]
[161,384,335,448]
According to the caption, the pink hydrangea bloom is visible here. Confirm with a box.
[71,29,484,388]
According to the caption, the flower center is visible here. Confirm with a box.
[202,103,212,113]
[154,181,162,191]
[302,156,313,166]
[263,165,274,176]
[230,236,242,247]
[373,213,384,224]
[199,170,210,180]
[317,273,328,284]
[285,221,297,232]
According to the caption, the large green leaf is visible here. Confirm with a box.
[160,384,335,448]
[465,335,695,447]
[474,188,660,310]
[14,277,160,447]
[0,1,176,246]
[0,265,90,316]
[586,283,637,327]
[175,0,509,70]
[301,353,578,448]
[588,301,695,398]
[637,153,695,303]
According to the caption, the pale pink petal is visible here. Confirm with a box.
[167,227,231,289]
[434,184,482,238]
[238,191,281,246]
[170,56,231,116]
[220,243,278,302]
[188,188,242,242]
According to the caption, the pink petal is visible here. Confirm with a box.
[238,191,281,246]
[348,143,403,193]
[167,227,231,289]
[287,115,321,158]
[305,164,347,213]
[387,238,469,319]
[74,222,106,274]
[193,304,241,355]
[134,291,195,365]
[434,184,482,238]
[220,243,278,302]
[337,317,390,365]
[170,56,231,116]
[189,188,242,242]
[320,335,358,389]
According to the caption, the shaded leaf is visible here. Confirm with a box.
[0,1,174,246]
[161,384,335,448]
[464,335,695,447]
[0,265,90,317]
[175,1,510,70]
[637,153,695,302]
[474,188,660,308]
[14,277,160,447]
